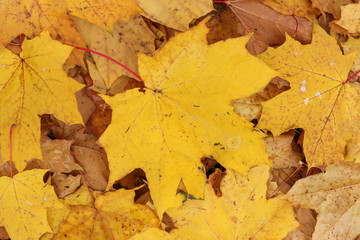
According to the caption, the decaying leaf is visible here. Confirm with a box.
[100,20,276,217]
[0,32,83,171]
[72,145,109,191]
[74,14,156,94]
[265,130,303,169]
[283,163,360,240]
[135,0,214,31]
[258,24,358,168]
[227,0,312,54]
[52,172,81,198]
[0,169,66,240]
[41,139,82,173]
[54,189,160,239]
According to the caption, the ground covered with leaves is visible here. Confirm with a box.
[1,0,360,239]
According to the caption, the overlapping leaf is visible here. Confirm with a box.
[258,24,358,168]
[131,166,298,240]
[54,189,159,239]
[0,169,66,240]
[100,21,276,217]
[0,32,83,171]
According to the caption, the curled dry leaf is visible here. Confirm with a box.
[227,0,312,54]
[52,172,81,198]
[208,168,226,197]
[72,145,109,191]
[283,206,316,240]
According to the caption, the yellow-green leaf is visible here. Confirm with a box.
[0,32,83,171]
[100,20,276,217]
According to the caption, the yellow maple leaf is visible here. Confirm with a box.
[135,0,214,31]
[0,32,83,171]
[258,24,358,168]
[283,163,360,240]
[132,166,298,240]
[53,189,160,240]
[334,3,360,34]
[100,20,277,217]
[0,169,66,240]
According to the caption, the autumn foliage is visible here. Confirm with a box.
[2,0,360,239]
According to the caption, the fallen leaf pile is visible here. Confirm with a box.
[1,0,360,239]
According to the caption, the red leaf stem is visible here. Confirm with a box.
[343,70,360,84]
[65,44,143,82]
[291,14,298,36]
[9,124,16,178]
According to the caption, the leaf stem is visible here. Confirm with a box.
[213,0,229,5]
[9,124,16,178]
[65,44,143,82]
[19,35,23,52]
[343,70,360,84]
[70,152,96,205]
[291,14,298,36]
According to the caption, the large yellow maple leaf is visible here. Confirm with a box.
[53,189,159,239]
[0,32,83,171]
[283,163,360,240]
[131,166,298,240]
[258,24,358,168]
[0,169,66,240]
[100,21,277,217]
